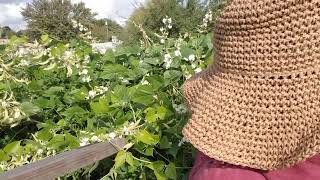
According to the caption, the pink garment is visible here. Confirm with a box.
[189,150,320,180]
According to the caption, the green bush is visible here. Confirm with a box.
[0,12,214,180]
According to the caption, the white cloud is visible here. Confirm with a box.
[0,2,28,30]
[0,0,147,31]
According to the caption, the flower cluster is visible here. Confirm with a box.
[119,76,129,84]
[157,16,173,44]
[86,86,109,100]
[198,10,213,33]
[172,103,188,114]
[0,92,26,127]
[162,16,173,29]
[79,120,141,147]
[163,53,172,69]
[71,19,94,42]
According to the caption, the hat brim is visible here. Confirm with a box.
[181,63,320,170]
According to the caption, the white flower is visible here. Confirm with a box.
[188,54,196,61]
[19,60,30,66]
[167,24,172,29]
[122,127,130,135]
[173,103,187,114]
[122,79,129,84]
[13,111,21,119]
[167,18,172,24]
[81,75,91,83]
[194,67,202,73]
[141,79,149,85]
[164,53,171,63]
[91,135,101,142]
[88,90,96,98]
[164,60,172,69]
[191,63,197,69]
[160,39,165,44]
[79,69,88,75]
[186,74,192,79]
[108,132,116,139]
[1,101,8,107]
[105,21,108,26]
[160,27,165,32]
[84,55,90,61]
[162,18,167,24]
[71,19,78,28]
[174,50,182,57]
[96,86,108,95]
[37,149,44,155]
[80,138,89,146]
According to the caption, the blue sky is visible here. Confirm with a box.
[0,0,147,31]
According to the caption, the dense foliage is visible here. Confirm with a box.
[122,0,226,45]
[0,5,223,180]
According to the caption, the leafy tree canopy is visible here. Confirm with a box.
[21,0,97,41]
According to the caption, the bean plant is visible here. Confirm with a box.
[0,11,214,180]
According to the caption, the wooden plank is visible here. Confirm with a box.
[0,138,126,180]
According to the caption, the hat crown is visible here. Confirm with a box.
[213,0,320,76]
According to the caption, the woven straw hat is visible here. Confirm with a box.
[181,0,320,171]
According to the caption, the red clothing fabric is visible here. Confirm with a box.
[189,150,320,180]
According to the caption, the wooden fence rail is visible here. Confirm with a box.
[0,138,126,180]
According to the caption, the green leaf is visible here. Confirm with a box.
[114,150,126,169]
[145,147,154,156]
[37,129,53,141]
[126,152,134,167]
[146,75,164,90]
[41,34,50,44]
[164,70,182,84]
[47,135,66,149]
[156,106,167,120]
[147,161,167,180]
[103,49,115,62]
[144,57,161,65]
[87,118,93,130]
[180,46,196,57]
[144,106,168,123]
[136,130,159,146]
[0,150,10,161]
[69,87,88,101]
[132,85,156,106]
[20,102,41,115]
[159,136,172,149]
[145,108,157,123]
[34,97,55,109]
[65,134,80,149]
[165,162,176,180]
[154,171,167,180]
[110,85,133,106]
[62,106,87,118]
[4,141,21,154]
[43,86,65,97]
[100,64,128,80]
[90,99,109,114]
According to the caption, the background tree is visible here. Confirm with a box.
[21,0,97,41]
[0,26,16,39]
[91,19,124,42]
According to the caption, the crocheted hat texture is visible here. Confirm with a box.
[181,0,320,171]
